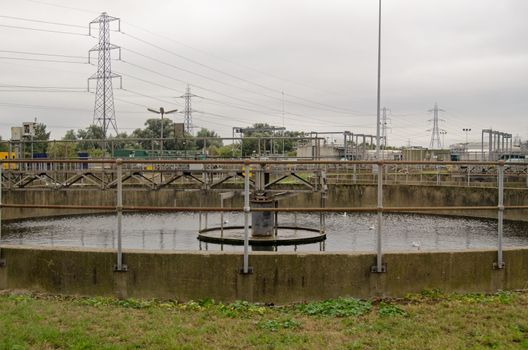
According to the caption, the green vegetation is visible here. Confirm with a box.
[0,290,527,349]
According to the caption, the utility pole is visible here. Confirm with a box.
[147,107,178,156]
[440,130,447,149]
[281,90,285,156]
[374,0,384,274]
[88,12,122,139]
[463,128,471,146]
[428,102,445,149]
[177,84,197,135]
[381,107,390,148]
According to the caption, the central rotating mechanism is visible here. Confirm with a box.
[197,163,328,250]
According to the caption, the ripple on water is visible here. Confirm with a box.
[2,212,528,252]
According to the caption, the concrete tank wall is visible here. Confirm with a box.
[0,246,526,303]
[3,184,528,221]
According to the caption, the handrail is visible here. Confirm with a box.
[0,158,526,166]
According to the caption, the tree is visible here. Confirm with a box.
[32,123,51,154]
[63,129,77,141]
[239,123,303,156]
[0,136,7,152]
[109,132,135,150]
[48,141,78,158]
[76,125,105,151]
[130,118,196,152]
[195,128,223,150]
[213,144,237,158]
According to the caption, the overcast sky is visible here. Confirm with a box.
[0,0,527,147]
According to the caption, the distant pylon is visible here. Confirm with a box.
[88,12,122,139]
[381,107,390,148]
[427,102,445,149]
[178,84,197,134]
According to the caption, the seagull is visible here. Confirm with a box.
[411,241,421,250]
[342,212,347,218]
[369,225,375,230]
[223,219,229,224]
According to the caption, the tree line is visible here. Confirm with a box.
[0,120,304,158]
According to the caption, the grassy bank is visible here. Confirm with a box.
[1,290,528,349]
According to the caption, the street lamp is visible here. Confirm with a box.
[147,107,178,156]
[462,128,471,146]
[440,130,447,149]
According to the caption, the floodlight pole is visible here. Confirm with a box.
[373,0,385,273]
[147,107,178,157]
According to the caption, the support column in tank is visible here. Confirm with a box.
[251,164,275,238]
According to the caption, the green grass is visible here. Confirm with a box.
[1,290,528,349]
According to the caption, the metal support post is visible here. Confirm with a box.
[220,199,224,237]
[343,132,347,160]
[481,130,484,161]
[0,164,4,267]
[115,159,126,271]
[494,162,505,269]
[372,162,386,273]
[488,131,493,161]
[274,200,279,238]
[241,161,252,274]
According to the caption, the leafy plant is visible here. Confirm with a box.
[296,298,372,317]
[378,302,407,317]
[219,300,267,318]
[257,318,302,332]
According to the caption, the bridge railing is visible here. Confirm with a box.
[1,158,527,273]
[3,158,528,189]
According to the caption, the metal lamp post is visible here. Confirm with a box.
[463,128,471,146]
[147,107,178,157]
[373,0,384,273]
[440,130,447,149]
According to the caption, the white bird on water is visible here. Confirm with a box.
[223,219,229,224]
[342,212,347,218]
[411,241,421,250]
[369,225,375,230]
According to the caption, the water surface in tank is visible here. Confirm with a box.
[2,212,527,252]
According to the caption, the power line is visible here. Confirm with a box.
[122,32,362,115]
[115,60,370,125]
[119,88,182,107]
[121,20,356,100]
[122,47,359,116]
[0,101,144,114]
[0,89,87,93]
[0,23,89,36]
[0,101,92,112]
[0,56,87,64]
[20,0,98,15]
[0,49,85,59]
[0,83,85,89]
[0,14,86,28]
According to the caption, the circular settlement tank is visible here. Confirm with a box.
[3,212,528,252]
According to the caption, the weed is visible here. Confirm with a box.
[378,302,407,317]
[218,300,267,317]
[257,318,302,332]
[296,298,372,317]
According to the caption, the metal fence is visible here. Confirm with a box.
[1,158,527,273]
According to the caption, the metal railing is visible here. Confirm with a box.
[1,158,527,273]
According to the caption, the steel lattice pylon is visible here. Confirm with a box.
[428,102,445,149]
[88,12,122,139]
[178,84,197,135]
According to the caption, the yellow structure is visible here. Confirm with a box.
[0,152,16,169]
